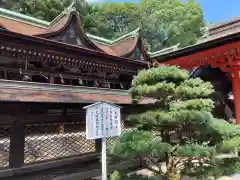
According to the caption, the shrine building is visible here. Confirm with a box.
[151,17,240,125]
[0,2,180,103]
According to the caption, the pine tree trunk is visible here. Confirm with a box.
[165,173,181,180]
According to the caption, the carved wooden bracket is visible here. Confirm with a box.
[153,42,240,73]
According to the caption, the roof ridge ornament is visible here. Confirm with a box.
[64,0,77,14]
[198,26,209,43]
[49,1,77,25]
[131,27,140,37]
[148,43,180,57]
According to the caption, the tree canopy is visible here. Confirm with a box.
[1,0,205,52]
[108,66,240,180]
[140,0,204,51]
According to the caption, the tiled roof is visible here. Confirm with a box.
[90,28,141,57]
[88,28,140,45]
[0,16,46,34]
[208,17,240,30]
[0,7,49,28]
[201,17,240,43]
[95,35,139,56]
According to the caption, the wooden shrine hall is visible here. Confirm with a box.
[152,17,240,125]
[0,2,179,95]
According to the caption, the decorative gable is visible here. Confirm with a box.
[132,48,145,61]
[50,17,85,47]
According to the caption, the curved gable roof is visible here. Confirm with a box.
[0,5,178,61]
[0,6,146,57]
[90,28,144,57]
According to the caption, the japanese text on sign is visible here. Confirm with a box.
[85,102,121,140]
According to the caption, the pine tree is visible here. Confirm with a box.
[109,66,240,180]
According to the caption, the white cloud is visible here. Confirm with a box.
[86,0,105,3]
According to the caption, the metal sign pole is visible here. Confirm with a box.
[84,102,122,180]
[102,137,107,180]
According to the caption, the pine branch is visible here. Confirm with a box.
[131,66,189,87]
[143,156,162,174]
[169,99,214,112]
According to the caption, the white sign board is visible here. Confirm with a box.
[84,102,121,140]
[83,102,122,180]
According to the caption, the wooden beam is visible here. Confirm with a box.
[0,114,86,124]
[0,31,147,67]
[0,153,100,179]
[2,68,130,86]
[0,42,140,75]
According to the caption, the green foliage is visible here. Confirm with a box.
[110,171,157,180]
[108,130,153,160]
[175,78,214,99]
[220,136,240,152]
[191,158,240,179]
[169,99,214,111]
[176,145,215,158]
[131,68,213,101]
[131,82,175,100]
[129,110,213,128]
[132,67,189,87]
[140,0,205,51]
[215,158,240,177]
[110,171,121,180]
[109,66,240,180]
[3,0,80,21]
[96,2,141,38]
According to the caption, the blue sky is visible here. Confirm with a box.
[197,0,240,23]
[89,0,240,23]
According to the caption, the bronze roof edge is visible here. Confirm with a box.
[209,17,240,31]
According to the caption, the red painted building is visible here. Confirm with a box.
[152,18,240,124]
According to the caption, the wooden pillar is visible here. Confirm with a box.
[95,139,102,153]
[49,75,54,84]
[3,68,7,79]
[22,57,31,81]
[9,121,25,168]
[232,69,240,124]
[8,104,28,168]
